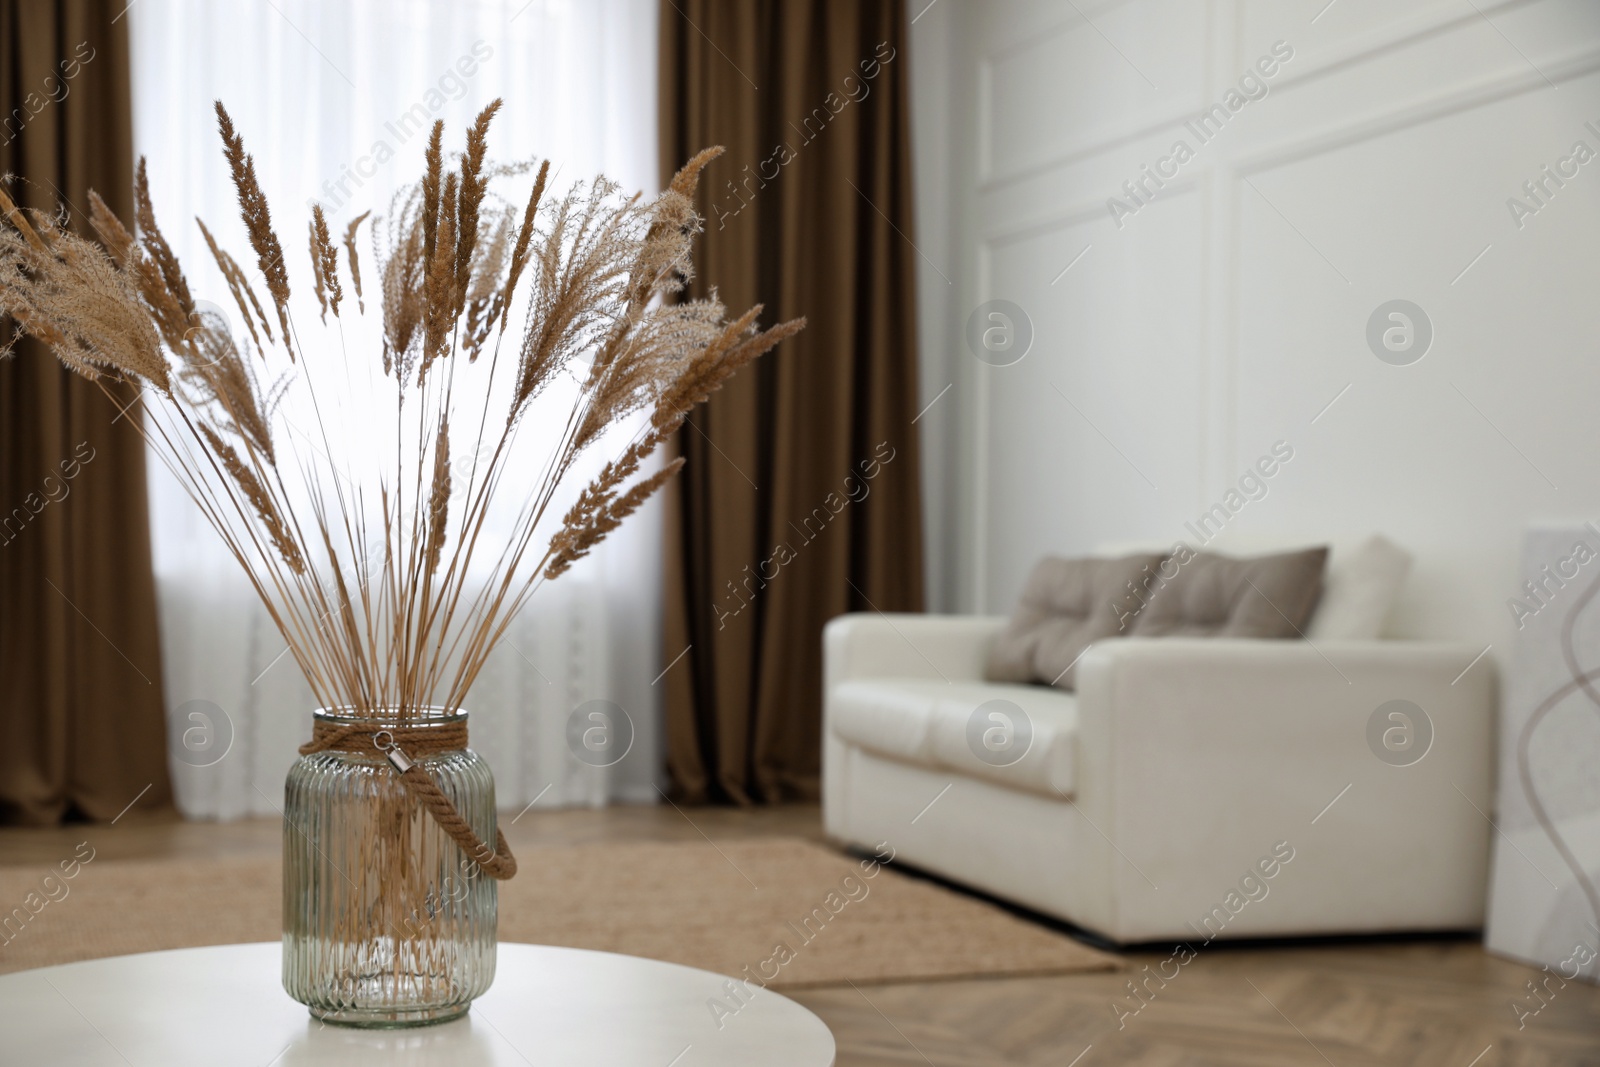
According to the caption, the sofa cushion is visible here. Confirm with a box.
[830,680,1079,798]
[1129,546,1327,638]
[1305,535,1412,640]
[985,553,1166,690]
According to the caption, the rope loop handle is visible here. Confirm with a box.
[299,720,518,881]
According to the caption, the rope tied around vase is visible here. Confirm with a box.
[299,719,518,881]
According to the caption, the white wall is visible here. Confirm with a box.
[911,0,1600,662]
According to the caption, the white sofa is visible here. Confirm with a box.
[823,614,1496,943]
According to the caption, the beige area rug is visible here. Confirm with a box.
[0,837,1115,985]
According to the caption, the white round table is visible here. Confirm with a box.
[0,942,836,1066]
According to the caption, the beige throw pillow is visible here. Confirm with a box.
[986,553,1166,690]
[1128,546,1328,638]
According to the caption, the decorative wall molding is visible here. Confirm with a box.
[1270,0,1546,95]
[1234,39,1600,177]
[977,174,1202,246]
[973,0,1558,195]
[916,0,1600,638]
[973,38,1600,279]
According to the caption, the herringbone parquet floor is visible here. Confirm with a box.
[2,804,1594,1066]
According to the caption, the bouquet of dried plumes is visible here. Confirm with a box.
[0,99,802,719]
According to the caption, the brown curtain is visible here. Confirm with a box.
[0,0,172,824]
[660,0,923,804]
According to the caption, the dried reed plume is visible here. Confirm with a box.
[215,101,293,360]
[196,217,273,356]
[344,210,370,313]
[0,98,803,725]
[309,205,342,323]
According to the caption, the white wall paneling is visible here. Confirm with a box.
[910,0,1600,653]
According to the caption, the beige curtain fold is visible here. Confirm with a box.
[0,0,173,824]
[660,0,924,804]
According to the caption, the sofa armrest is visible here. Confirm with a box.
[823,613,1008,689]
[1070,637,1497,938]
[822,612,1008,844]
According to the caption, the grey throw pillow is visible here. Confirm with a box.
[986,553,1167,690]
[1128,546,1328,638]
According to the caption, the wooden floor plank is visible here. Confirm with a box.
[2,803,1596,1065]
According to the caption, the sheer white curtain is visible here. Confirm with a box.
[129,0,664,818]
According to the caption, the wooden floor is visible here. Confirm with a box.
[2,804,1596,1066]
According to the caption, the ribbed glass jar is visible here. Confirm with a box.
[282,708,498,1027]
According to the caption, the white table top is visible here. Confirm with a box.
[0,942,836,1066]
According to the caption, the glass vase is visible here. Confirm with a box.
[281,707,498,1027]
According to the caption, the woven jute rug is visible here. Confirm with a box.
[0,836,1114,985]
